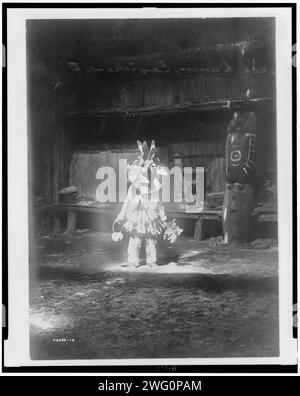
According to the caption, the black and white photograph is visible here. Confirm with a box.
[3,4,296,369]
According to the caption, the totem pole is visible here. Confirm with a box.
[223,111,256,243]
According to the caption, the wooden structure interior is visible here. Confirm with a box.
[28,18,277,241]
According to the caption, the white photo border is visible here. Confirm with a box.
[4,5,297,368]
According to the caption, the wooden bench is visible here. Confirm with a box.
[34,202,277,240]
[167,204,277,241]
[33,203,122,232]
[166,207,222,240]
[252,204,278,222]
[193,209,223,240]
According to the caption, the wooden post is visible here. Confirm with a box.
[53,215,61,233]
[194,217,204,241]
[222,111,256,243]
[223,183,255,243]
[65,211,77,233]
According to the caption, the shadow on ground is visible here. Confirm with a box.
[29,231,279,360]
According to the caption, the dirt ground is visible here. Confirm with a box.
[29,231,279,360]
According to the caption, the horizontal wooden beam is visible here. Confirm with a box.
[64,39,273,75]
[68,97,274,118]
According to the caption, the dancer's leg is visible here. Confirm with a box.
[145,238,157,266]
[127,236,142,267]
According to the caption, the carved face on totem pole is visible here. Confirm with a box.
[225,111,257,185]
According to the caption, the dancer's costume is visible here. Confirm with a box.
[112,140,182,267]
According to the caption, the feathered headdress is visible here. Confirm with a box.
[137,140,158,161]
[127,140,166,194]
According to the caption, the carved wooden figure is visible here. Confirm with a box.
[223,111,256,243]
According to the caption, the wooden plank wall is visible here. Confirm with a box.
[69,147,138,200]
[168,141,226,194]
[69,143,170,200]
[69,125,226,199]
[69,72,275,114]
[31,72,274,203]
[62,69,274,201]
